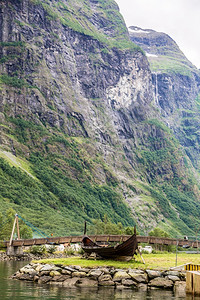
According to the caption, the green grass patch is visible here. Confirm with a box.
[148,55,193,76]
[34,252,200,270]
[34,256,145,269]
[0,150,36,179]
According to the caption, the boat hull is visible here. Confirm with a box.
[82,234,138,260]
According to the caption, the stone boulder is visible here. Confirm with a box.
[149,277,173,289]
[38,276,52,284]
[40,265,54,272]
[50,270,61,277]
[113,271,131,282]
[137,283,148,291]
[63,277,80,287]
[88,269,102,279]
[167,275,180,282]
[121,279,137,287]
[72,271,86,278]
[98,280,115,286]
[75,278,98,287]
[63,266,76,272]
[129,272,148,283]
[146,269,162,279]
[99,274,112,282]
[174,281,186,297]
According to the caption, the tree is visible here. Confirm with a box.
[148,227,174,252]
[148,227,169,238]
[0,209,33,242]
[90,218,135,235]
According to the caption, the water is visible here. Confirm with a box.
[0,261,200,300]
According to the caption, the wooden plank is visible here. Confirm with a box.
[194,272,200,295]
[186,271,194,294]
[58,237,72,244]
[9,217,17,246]
[23,239,36,246]
[12,240,23,246]
[16,216,20,240]
[35,238,48,245]
[70,236,82,243]
[186,271,200,295]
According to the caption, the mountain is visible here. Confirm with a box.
[129,26,200,171]
[0,1,200,237]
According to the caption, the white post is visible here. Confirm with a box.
[9,215,17,246]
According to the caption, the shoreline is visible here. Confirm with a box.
[11,261,186,296]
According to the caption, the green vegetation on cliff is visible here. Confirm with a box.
[1,113,199,237]
[30,0,142,52]
[0,116,136,236]
[0,0,200,239]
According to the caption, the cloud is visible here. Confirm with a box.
[115,0,200,68]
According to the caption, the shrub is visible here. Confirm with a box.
[30,245,46,255]
[47,245,56,254]
[64,246,75,256]
[77,248,84,255]
[0,75,27,89]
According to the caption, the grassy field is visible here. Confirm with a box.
[35,252,200,270]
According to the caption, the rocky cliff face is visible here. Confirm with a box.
[0,1,200,236]
[129,26,200,170]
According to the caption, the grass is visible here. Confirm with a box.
[33,252,200,270]
[0,150,36,179]
[148,55,193,76]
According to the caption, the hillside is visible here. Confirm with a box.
[0,0,200,237]
[129,26,200,171]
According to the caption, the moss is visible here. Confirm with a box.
[0,41,25,48]
[145,119,171,134]
[0,54,21,64]
[14,20,25,27]
[0,75,27,89]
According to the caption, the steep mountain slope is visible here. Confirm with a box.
[129,26,200,171]
[0,1,200,237]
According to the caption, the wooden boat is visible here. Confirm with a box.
[82,228,138,260]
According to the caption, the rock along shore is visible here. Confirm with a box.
[11,262,186,295]
[0,252,68,262]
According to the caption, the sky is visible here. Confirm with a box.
[115,0,200,69]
